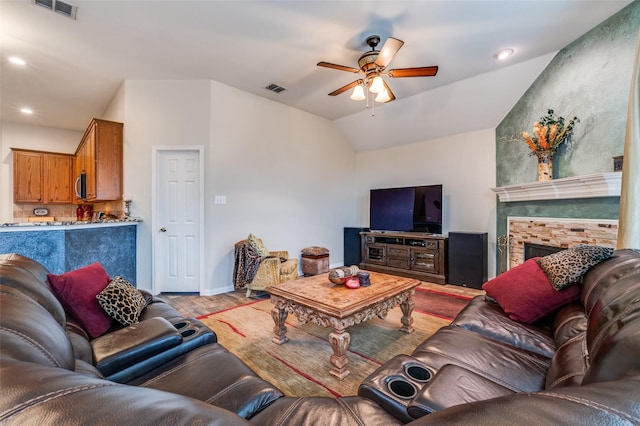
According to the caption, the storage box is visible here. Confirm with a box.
[301,246,330,276]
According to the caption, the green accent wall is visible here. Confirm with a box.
[494,1,639,272]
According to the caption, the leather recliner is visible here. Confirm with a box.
[360,249,640,424]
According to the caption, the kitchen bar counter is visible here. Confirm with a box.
[0,217,142,230]
[0,220,139,284]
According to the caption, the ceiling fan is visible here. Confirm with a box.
[317,35,438,104]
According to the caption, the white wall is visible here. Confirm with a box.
[0,122,82,223]
[207,80,357,294]
[355,128,497,278]
[113,80,212,292]
[112,79,357,294]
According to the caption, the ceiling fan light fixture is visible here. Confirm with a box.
[350,85,366,101]
[369,76,385,94]
[375,89,391,103]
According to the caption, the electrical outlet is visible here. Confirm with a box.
[214,195,227,205]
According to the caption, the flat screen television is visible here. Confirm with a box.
[369,185,442,233]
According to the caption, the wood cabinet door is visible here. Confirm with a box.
[45,154,73,203]
[94,120,123,200]
[73,141,84,202]
[84,125,97,199]
[411,248,439,273]
[14,151,44,203]
[365,244,387,265]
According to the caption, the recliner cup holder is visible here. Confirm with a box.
[359,355,435,423]
[173,321,188,329]
[180,329,196,338]
[405,363,432,382]
[387,376,417,399]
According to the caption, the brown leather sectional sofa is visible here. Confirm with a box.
[2,250,640,425]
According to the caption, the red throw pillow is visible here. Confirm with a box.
[48,263,113,338]
[482,258,580,324]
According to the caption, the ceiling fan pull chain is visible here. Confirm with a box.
[363,85,369,110]
[371,94,375,117]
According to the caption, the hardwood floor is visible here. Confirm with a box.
[162,281,484,318]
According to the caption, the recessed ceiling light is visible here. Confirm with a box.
[20,108,34,115]
[9,57,27,65]
[493,48,515,60]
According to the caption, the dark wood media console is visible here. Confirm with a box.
[359,231,447,284]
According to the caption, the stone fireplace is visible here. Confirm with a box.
[491,173,622,272]
[505,217,618,270]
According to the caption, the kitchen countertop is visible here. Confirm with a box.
[0,218,142,231]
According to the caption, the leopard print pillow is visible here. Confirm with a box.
[96,276,147,326]
[536,244,614,290]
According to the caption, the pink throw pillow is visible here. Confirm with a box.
[48,263,113,338]
[482,258,580,324]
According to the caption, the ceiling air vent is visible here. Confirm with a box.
[32,0,77,19]
[265,83,286,94]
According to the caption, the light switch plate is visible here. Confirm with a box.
[214,195,227,205]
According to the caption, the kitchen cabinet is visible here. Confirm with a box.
[12,149,73,204]
[45,154,74,203]
[13,150,44,203]
[74,118,123,202]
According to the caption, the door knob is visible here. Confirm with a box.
[160,227,167,232]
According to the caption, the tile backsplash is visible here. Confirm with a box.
[13,201,124,223]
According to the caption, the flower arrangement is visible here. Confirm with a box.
[522,109,580,154]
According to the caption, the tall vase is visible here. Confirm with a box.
[536,150,554,181]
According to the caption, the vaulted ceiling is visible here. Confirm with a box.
[1,0,633,150]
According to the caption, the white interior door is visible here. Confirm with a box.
[154,149,202,293]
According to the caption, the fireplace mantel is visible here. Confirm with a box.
[492,172,621,202]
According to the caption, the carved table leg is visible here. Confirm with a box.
[399,296,415,333]
[271,306,289,344]
[328,326,351,380]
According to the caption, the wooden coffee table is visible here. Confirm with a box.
[265,271,420,380]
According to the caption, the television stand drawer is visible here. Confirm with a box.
[388,257,411,269]
[388,247,410,257]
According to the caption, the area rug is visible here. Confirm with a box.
[197,293,468,398]
[414,287,473,320]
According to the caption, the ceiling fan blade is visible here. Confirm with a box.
[317,61,361,73]
[328,79,363,96]
[387,66,439,78]
[382,79,396,102]
[374,37,404,68]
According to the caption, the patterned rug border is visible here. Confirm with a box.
[415,286,474,301]
[413,287,473,320]
[196,297,267,319]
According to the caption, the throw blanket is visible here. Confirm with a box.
[233,241,263,289]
